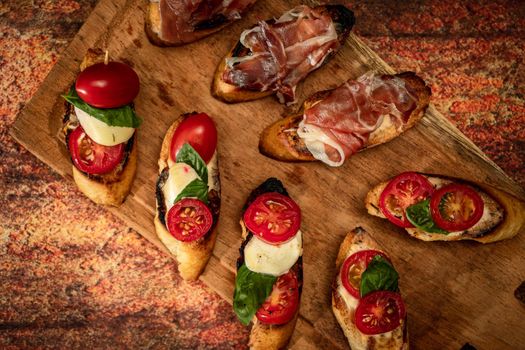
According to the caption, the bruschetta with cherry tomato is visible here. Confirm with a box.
[366,172,525,243]
[154,112,220,281]
[332,227,408,350]
[62,49,142,206]
[233,178,302,349]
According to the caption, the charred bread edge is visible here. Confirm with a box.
[258,71,431,162]
[211,4,355,103]
[154,113,220,281]
[365,173,525,243]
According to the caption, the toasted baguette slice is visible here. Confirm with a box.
[365,173,525,243]
[154,113,221,280]
[259,72,431,162]
[332,228,409,350]
[212,5,355,103]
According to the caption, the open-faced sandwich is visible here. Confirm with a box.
[62,49,141,206]
[366,172,525,243]
[333,227,408,350]
[212,4,355,104]
[233,178,302,349]
[259,71,431,166]
[154,112,220,280]
[146,0,257,46]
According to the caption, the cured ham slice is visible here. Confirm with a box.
[222,5,339,104]
[297,72,418,166]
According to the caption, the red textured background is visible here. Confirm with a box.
[0,1,523,348]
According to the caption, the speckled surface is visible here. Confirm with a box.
[0,0,524,348]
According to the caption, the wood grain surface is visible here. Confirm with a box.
[10,0,525,348]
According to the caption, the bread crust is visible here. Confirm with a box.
[365,174,525,243]
[259,72,431,162]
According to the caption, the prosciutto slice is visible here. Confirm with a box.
[159,0,256,44]
[222,5,339,104]
[297,72,417,166]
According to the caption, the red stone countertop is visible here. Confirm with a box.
[1,1,524,348]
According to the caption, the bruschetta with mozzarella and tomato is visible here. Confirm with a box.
[146,0,257,47]
[366,172,525,243]
[333,227,408,350]
[154,112,220,280]
[212,4,355,104]
[233,178,302,349]
[62,49,141,206]
[259,71,431,167]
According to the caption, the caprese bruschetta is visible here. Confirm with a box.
[146,0,257,47]
[234,178,302,349]
[332,227,408,350]
[154,112,220,281]
[212,4,355,104]
[259,72,431,166]
[62,49,141,206]
[366,172,525,243]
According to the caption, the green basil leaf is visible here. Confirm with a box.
[176,143,208,184]
[406,199,448,234]
[63,87,142,128]
[174,179,208,204]
[360,255,399,298]
[233,264,276,325]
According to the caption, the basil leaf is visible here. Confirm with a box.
[63,87,142,128]
[360,255,399,298]
[176,143,208,184]
[174,179,208,204]
[406,199,448,234]
[233,264,276,325]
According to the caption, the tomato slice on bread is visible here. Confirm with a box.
[341,250,390,298]
[256,270,299,325]
[68,126,124,175]
[170,113,217,164]
[379,172,434,228]
[243,192,301,244]
[355,291,406,335]
[167,198,213,242]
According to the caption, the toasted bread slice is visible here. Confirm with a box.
[211,5,355,103]
[365,174,525,243]
[259,72,431,162]
[154,113,221,281]
[332,228,409,350]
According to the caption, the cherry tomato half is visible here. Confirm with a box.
[170,113,217,164]
[243,192,301,244]
[341,250,390,299]
[256,270,299,325]
[429,183,484,231]
[167,198,213,242]
[68,126,124,175]
[379,172,434,228]
[355,291,406,335]
[75,61,140,108]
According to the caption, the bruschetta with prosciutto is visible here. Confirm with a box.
[146,0,257,46]
[259,71,431,166]
[62,49,141,206]
[233,178,302,349]
[333,227,408,350]
[212,4,355,104]
[154,112,220,280]
[365,172,525,243]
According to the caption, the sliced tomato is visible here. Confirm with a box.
[170,113,217,164]
[68,126,124,175]
[379,172,434,228]
[243,192,301,244]
[355,291,406,335]
[256,270,299,325]
[341,250,390,298]
[167,198,213,242]
[430,183,484,231]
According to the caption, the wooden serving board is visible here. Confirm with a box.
[10,0,525,348]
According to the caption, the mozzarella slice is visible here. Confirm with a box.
[162,163,199,211]
[75,107,135,146]
[244,232,302,276]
